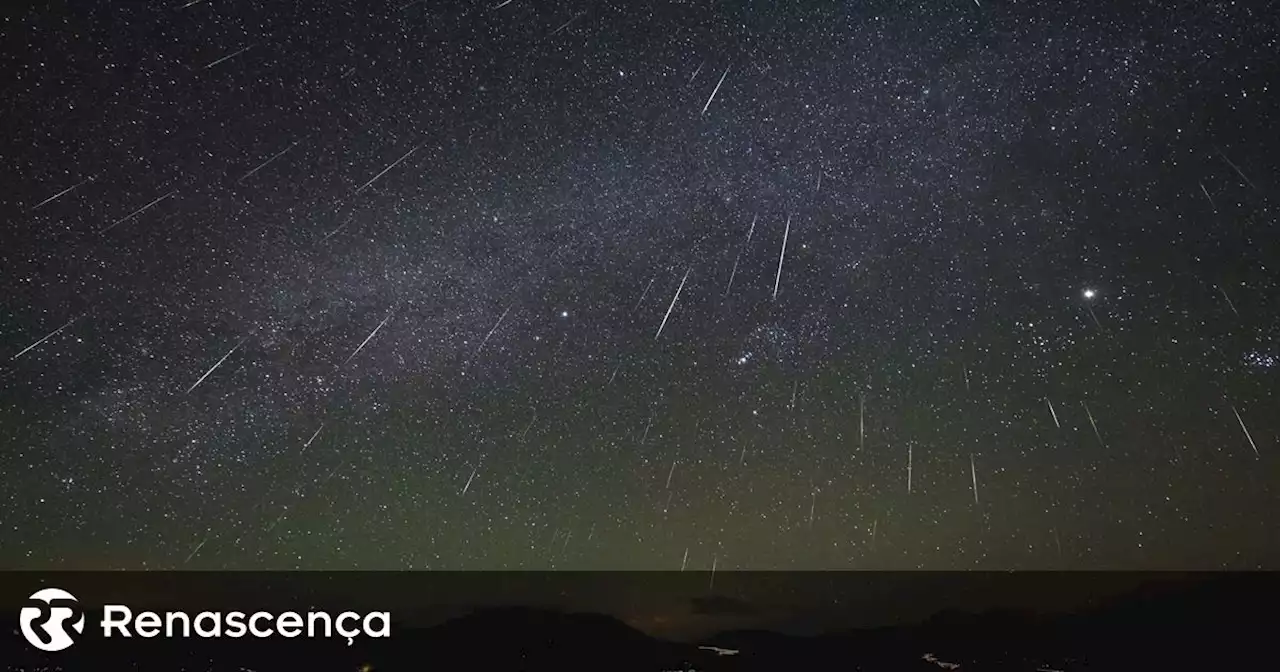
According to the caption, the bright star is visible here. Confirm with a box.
[1083,289,1096,299]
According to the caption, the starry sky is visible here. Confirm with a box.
[1,0,1277,571]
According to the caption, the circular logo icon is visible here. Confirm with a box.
[19,588,85,652]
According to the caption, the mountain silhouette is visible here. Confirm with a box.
[387,606,701,671]
[700,573,1277,671]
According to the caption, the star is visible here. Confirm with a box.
[0,0,1272,578]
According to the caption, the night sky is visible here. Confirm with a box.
[1,0,1277,571]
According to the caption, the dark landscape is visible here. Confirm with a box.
[5,573,1277,671]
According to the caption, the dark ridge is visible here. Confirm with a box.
[701,573,1279,670]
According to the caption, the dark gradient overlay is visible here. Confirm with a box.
[0,571,1266,637]
[2,572,1277,670]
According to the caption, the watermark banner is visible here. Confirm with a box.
[3,572,1277,670]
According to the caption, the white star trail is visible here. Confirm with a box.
[970,454,980,507]
[773,213,791,300]
[1231,406,1260,458]
[341,308,396,368]
[204,44,255,70]
[354,143,424,195]
[31,177,92,211]
[102,190,176,233]
[701,65,731,115]
[11,316,81,361]
[185,337,248,394]
[654,267,691,340]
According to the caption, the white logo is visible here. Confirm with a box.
[19,588,86,652]
[17,588,390,649]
